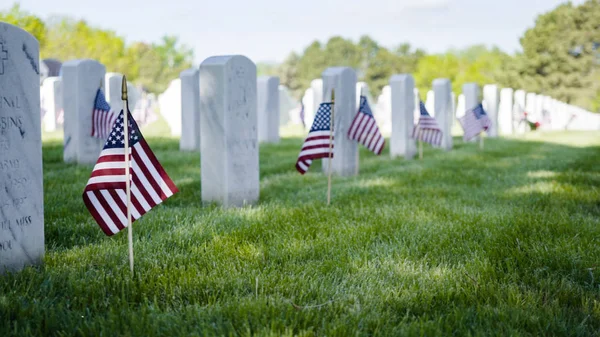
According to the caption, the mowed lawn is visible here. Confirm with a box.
[2,129,600,336]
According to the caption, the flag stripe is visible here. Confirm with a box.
[348,96,385,155]
[83,110,178,236]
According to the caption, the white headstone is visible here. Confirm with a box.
[199,55,258,207]
[463,83,480,111]
[376,85,391,135]
[127,83,140,112]
[498,88,514,135]
[104,72,123,113]
[180,68,200,151]
[278,85,295,126]
[158,79,182,136]
[308,79,323,128]
[356,82,374,108]
[0,23,45,273]
[463,83,480,140]
[62,59,106,164]
[322,67,358,176]
[456,94,465,118]
[257,76,280,143]
[525,93,536,116]
[413,88,420,122]
[433,79,453,150]
[514,90,527,133]
[390,74,416,159]
[425,90,435,117]
[483,84,499,137]
[41,77,62,132]
[534,95,544,122]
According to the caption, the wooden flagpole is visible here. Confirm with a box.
[480,132,484,150]
[121,75,134,275]
[326,89,335,206]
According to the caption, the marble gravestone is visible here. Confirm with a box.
[498,88,514,135]
[525,92,536,116]
[413,88,420,122]
[322,67,358,176]
[104,72,123,113]
[514,90,527,133]
[455,94,465,118]
[278,85,295,126]
[0,23,45,273]
[425,90,435,117]
[433,79,453,150]
[62,59,106,164]
[158,79,182,136]
[199,55,258,207]
[41,77,62,132]
[257,76,280,143]
[462,83,480,140]
[390,74,416,159]
[483,84,499,137]
[301,88,314,128]
[309,79,323,127]
[375,85,391,135]
[180,68,200,151]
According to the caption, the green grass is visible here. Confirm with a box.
[2,129,600,336]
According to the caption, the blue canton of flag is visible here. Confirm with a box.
[348,96,385,155]
[91,88,118,139]
[296,102,333,174]
[459,103,491,141]
[412,101,443,146]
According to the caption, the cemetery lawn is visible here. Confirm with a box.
[2,130,600,337]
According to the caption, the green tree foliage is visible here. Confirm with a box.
[514,0,600,111]
[0,3,193,94]
[0,4,46,47]
[278,36,424,99]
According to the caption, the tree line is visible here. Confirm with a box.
[2,1,599,112]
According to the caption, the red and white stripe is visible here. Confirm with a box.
[459,111,484,141]
[83,140,178,236]
[91,108,118,140]
[347,112,385,155]
[412,116,443,146]
[295,130,334,174]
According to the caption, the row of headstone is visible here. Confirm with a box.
[162,72,301,152]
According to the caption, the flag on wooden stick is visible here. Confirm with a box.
[295,101,334,174]
[459,103,491,141]
[348,95,385,155]
[412,101,443,146]
[82,110,178,236]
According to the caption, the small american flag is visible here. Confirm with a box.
[82,110,178,236]
[296,102,333,174]
[348,95,385,155]
[91,88,119,139]
[412,101,443,146]
[459,103,491,141]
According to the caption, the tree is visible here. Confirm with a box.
[514,0,600,111]
[0,4,46,47]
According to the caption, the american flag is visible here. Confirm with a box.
[348,95,385,155]
[91,88,119,139]
[82,111,178,236]
[459,103,491,141]
[412,101,443,146]
[296,102,333,174]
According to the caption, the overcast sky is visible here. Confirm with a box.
[10,0,585,64]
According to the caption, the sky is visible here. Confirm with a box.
[9,0,586,64]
